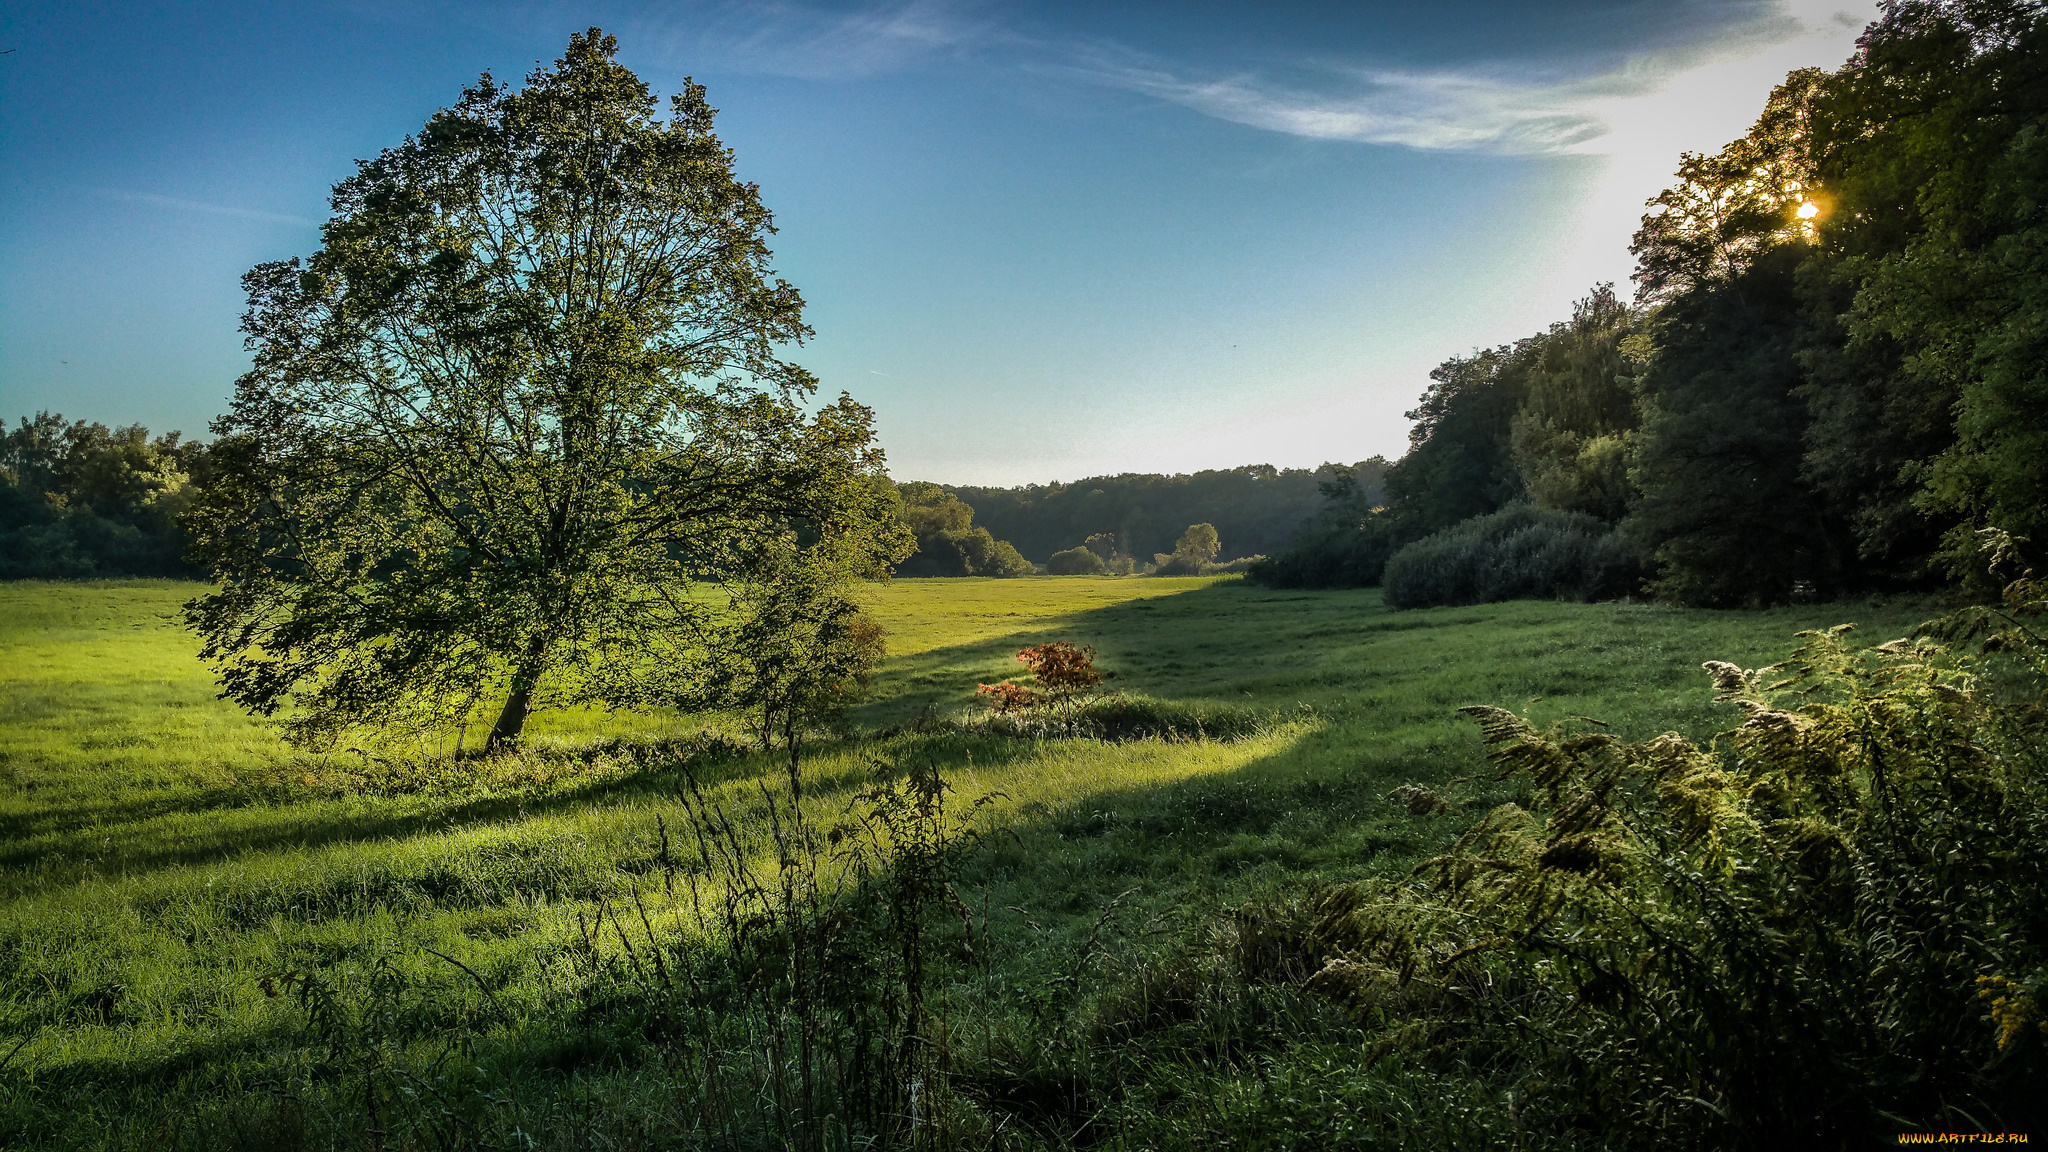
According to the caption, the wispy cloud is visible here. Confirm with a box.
[1062,51,1632,154]
[1062,2,1875,157]
[93,188,317,227]
[638,0,1000,81]
[636,0,1873,158]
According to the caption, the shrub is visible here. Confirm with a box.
[1381,503,1643,608]
[976,641,1104,716]
[1276,589,2048,1145]
[1245,519,1404,588]
[971,694,1267,742]
[1046,546,1108,575]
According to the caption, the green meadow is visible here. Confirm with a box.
[0,577,1945,1148]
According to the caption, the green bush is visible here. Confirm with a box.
[1046,546,1108,575]
[1244,520,1403,589]
[1381,503,1642,608]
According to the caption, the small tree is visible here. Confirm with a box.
[1176,523,1221,563]
[185,31,910,750]
[975,642,1104,716]
[691,538,885,766]
[1084,531,1135,575]
[1152,523,1223,576]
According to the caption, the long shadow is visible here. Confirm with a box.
[857,579,1389,726]
[5,580,1383,898]
[3,717,1470,1141]
[0,729,1066,899]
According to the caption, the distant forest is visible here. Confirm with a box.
[945,462,1386,567]
[0,414,1383,581]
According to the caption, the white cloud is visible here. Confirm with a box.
[1047,2,1878,306]
[1062,51,1626,154]
[1068,2,1878,159]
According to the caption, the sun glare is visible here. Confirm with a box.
[1797,200,1821,220]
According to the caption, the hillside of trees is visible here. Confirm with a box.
[1257,0,2048,606]
[0,420,1379,582]
[947,460,1387,567]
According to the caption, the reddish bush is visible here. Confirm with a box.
[978,641,1103,714]
[974,681,1037,715]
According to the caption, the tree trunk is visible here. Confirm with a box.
[486,638,550,752]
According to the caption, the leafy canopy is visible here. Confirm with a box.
[185,30,908,749]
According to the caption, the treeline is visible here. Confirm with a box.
[0,413,208,579]
[1258,0,2048,607]
[888,482,1036,577]
[885,478,1283,577]
[945,461,1387,567]
[0,416,1361,583]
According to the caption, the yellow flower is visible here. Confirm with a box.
[1976,975,2046,1051]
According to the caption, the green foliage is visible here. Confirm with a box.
[1507,285,1643,522]
[1072,530,1141,575]
[1626,0,2048,596]
[610,752,998,1148]
[1382,504,1644,609]
[891,481,1034,577]
[1275,594,2048,1144]
[683,538,888,755]
[1298,3,2048,606]
[182,32,909,751]
[1624,250,1847,606]
[1151,522,1228,576]
[1805,0,2048,578]
[1381,344,1530,534]
[1254,288,1641,594]
[0,414,206,579]
[1245,518,1404,589]
[952,462,1372,566]
[1629,69,1824,302]
[1044,545,1107,576]
[1175,522,1220,563]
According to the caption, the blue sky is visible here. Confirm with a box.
[0,0,1877,485]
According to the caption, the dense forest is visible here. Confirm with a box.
[1259,0,2048,606]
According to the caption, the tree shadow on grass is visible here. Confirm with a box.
[1,716,1478,1125]
[1,580,1412,899]
[857,579,1391,727]
[0,729,1064,899]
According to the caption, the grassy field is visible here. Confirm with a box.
[0,576,1949,1148]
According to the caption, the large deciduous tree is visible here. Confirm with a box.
[186,30,909,750]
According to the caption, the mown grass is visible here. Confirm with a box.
[0,576,1951,1148]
